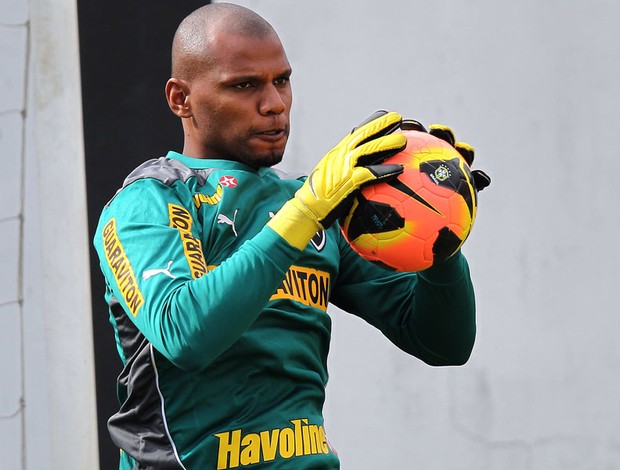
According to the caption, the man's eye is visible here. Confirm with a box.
[274,77,289,86]
[235,82,253,89]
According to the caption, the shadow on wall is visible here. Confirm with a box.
[77,2,209,469]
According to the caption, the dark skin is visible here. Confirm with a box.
[166,23,293,169]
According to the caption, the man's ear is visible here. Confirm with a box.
[166,78,191,118]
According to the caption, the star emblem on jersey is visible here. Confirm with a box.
[219,175,238,188]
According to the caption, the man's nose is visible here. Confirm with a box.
[259,84,287,115]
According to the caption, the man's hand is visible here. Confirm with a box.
[268,111,407,250]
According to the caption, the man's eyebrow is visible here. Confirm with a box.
[222,68,292,83]
[279,67,293,76]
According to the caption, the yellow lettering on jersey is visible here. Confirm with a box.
[278,428,295,458]
[240,434,261,466]
[168,204,207,279]
[215,429,241,469]
[102,218,144,317]
[193,184,223,208]
[260,429,279,462]
[215,419,330,469]
[270,266,330,312]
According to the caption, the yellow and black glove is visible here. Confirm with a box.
[268,110,407,250]
[401,120,491,191]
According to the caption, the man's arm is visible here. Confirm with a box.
[330,235,476,366]
[94,180,303,371]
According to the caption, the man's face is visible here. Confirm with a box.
[186,31,292,168]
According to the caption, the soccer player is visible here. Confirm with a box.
[93,3,489,469]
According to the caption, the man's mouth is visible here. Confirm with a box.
[259,128,285,135]
[256,129,287,141]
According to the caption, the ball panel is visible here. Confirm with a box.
[432,226,465,263]
[341,129,478,272]
[345,195,404,241]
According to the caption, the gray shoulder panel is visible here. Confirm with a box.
[122,157,217,188]
[269,167,306,181]
[106,157,218,207]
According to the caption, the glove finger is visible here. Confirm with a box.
[351,110,390,132]
[348,111,403,150]
[429,124,456,147]
[472,169,491,191]
[321,163,402,228]
[362,163,404,184]
[455,142,475,166]
[348,163,404,190]
[400,119,427,132]
[352,132,407,167]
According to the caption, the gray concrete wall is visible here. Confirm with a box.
[0,0,99,468]
[0,2,28,465]
[226,1,620,468]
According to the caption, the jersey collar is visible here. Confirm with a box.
[166,151,273,176]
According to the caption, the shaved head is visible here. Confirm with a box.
[165,3,292,165]
[171,3,278,81]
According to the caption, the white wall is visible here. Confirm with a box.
[0,1,28,468]
[0,0,99,468]
[224,1,620,468]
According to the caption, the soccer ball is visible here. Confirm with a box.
[340,129,478,272]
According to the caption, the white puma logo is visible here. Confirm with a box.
[218,209,238,237]
[142,260,176,281]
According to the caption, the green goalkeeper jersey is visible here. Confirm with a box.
[93,151,476,470]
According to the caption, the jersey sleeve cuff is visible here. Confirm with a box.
[417,250,468,285]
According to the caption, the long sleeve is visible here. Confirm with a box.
[330,232,476,366]
[94,177,302,371]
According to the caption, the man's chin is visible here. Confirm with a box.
[250,146,286,168]
[254,152,284,168]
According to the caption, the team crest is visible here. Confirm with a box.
[431,164,451,184]
[310,230,326,251]
[219,175,238,188]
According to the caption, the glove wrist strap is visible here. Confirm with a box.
[267,199,322,251]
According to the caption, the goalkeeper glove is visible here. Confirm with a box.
[268,110,407,250]
[401,120,491,191]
